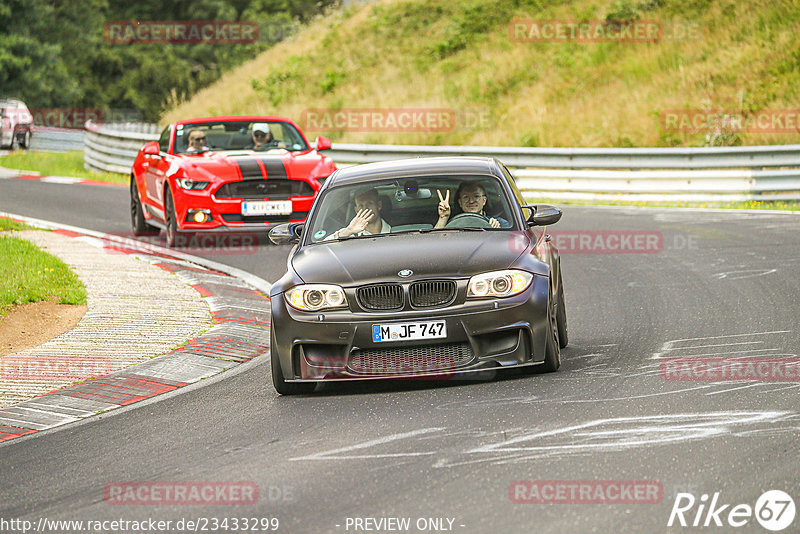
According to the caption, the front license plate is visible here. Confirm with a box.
[241,200,292,216]
[372,321,447,343]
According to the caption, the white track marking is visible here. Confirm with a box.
[651,330,791,360]
[712,269,777,280]
[289,427,444,461]
[434,411,792,468]
[662,341,764,351]
[40,176,82,184]
[703,382,771,396]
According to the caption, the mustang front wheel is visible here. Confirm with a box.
[164,188,183,248]
[130,178,158,236]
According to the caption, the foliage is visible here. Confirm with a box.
[0,0,337,121]
[170,0,800,147]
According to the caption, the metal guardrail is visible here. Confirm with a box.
[327,143,800,169]
[83,122,800,200]
[30,128,85,152]
[84,121,159,174]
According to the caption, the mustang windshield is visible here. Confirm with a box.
[306,175,518,244]
[174,120,309,154]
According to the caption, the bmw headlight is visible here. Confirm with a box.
[176,178,210,190]
[286,284,348,311]
[467,270,534,298]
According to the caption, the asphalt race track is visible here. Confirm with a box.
[1,178,799,533]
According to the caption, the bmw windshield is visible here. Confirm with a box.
[305,175,519,244]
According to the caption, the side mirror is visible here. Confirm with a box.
[315,136,332,151]
[524,204,562,226]
[142,141,161,156]
[269,222,304,245]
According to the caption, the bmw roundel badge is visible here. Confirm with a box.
[398,269,413,277]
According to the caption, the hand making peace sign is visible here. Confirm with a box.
[437,189,451,219]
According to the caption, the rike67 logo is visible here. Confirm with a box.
[668,490,795,531]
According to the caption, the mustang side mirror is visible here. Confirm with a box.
[142,141,161,156]
[269,222,304,245]
[315,136,332,151]
[523,204,562,226]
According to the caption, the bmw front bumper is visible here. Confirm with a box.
[270,275,551,382]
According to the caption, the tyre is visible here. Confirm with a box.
[20,130,31,149]
[271,328,315,395]
[539,284,561,373]
[164,187,181,248]
[130,177,158,236]
[10,132,19,151]
[556,272,568,348]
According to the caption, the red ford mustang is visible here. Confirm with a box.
[130,115,336,247]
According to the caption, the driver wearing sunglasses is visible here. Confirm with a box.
[186,129,209,153]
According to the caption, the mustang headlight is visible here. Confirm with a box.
[286,284,348,311]
[467,270,533,299]
[176,178,210,190]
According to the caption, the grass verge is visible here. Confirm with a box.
[0,150,127,185]
[0,229,87,316]
[0,217,38,232]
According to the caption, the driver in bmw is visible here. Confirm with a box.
[434,181,508,229]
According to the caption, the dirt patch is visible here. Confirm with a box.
[0,300,87,357]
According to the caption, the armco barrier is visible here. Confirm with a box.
[84,121,160,175]
[30,128,85,152]
[84,121,800,201]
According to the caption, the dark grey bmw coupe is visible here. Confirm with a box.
[268,157,567,394]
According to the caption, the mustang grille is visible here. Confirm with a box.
[215,179,314,199]
[348,343,474,375]
[357,284,403,311]
[221,213,307,224]
[409,280,456,308]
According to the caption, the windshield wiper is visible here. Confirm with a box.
[418,227,486,233]
[331,232,396,242]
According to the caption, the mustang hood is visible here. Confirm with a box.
[174,150,334,183]
[291,231,533,285]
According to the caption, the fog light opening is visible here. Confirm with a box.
[187,209,211,223]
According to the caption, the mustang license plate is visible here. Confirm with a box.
[241,200,292,216]
[372,321,447,343]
